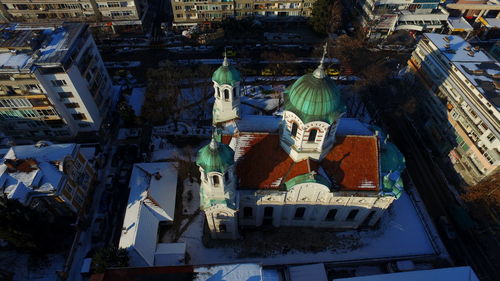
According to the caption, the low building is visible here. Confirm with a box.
[0,23,113,140]
[0,0,149,34]
[196,55,406,240]
[171,0,315,28]
[0,141,96,216]
[356,0,449,39]
[118,162,184,267]
[333,266,479,281]
[407,33,499,184]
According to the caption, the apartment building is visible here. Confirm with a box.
[0,0,148,34]
[408,33,499,184]
[171,0,315,27]
[0,142,97,216]
[357,0,449,39]
[0,23,113,140]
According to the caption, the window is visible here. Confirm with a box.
[175,6,182,10]
[264,207,273,217]
[219,224,227,232]
[294,207,305,219]
[212,175,220,187]
[217,88,220,98]
[308,129,318,142]
[346,209,359,221]
[58,92,73,98]
[325,209,337,221]
[243,207,253,218]
[50,80,67,87]
[224,89,230,100]
[72,113,87,120]
[291,122,298,137]
[487,133,496,143]
[64,103,80,108]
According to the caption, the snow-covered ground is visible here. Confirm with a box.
[175,181,440,266]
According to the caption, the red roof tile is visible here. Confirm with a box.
[322,135,379,191]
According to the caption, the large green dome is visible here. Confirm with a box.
[196,139,234,173]
[380,141,405,173]
[212,57,240,86]
[284,66,345,124]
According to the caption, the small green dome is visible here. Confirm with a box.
[196,139,234,173]
[380,141,405,173]
[284,68,345,124]
[212,58,240,86]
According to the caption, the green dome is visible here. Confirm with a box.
[380,141,405,173]
[196,139,235,173]
[284,69,345,124]
[212,58,240,86]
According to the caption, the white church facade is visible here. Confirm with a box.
[196,54,406,240]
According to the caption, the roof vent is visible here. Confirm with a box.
[154,172,162,180]
[35,140,52,148]
[443,36,452,43]
[474,46,480,52]
[467,50,475,57]
[445,43,451,49]
[464,46,471,51]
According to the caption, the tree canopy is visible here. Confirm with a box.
[309,0,344,35]
[91,246,129,273]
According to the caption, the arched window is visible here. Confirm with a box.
[217,88,221,98]
[243,207,253,218]
[219,224,227,232]
[224,89,230,100]
[212,175,220,187]
[291,122,298,137]
[346,209,359,221]
[308,129,318,142]
[325,209,337,221]
[294,207,305,219]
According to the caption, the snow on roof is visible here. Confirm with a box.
[0,52,31,69]
[128,88,146,116]
[156,243,186,254]
[333,266,479,281]
[237,115,281,133]
[0,143,78,204]
[119,162,178,267]
[452,61,500,108]
[5,143,76,162]
[194,263,263,281]
[447,17,473,31]
[424,33,493,62]
[336,118,373,136]
[289,263,328,281]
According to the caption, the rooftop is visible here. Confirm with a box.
[424,33,493,62]
[334,266,479,281]
[119,162,179,267]
[454,61,500,108]
[0,143,78,204]
[0,23,86,71]
[224,129,379,192]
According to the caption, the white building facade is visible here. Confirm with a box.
[407,33,499,184]
[0,23,113,140]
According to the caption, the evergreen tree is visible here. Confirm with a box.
[91,246,129,273]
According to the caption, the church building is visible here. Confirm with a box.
[196,53,406,240]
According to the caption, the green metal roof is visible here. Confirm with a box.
[380,141,405,173]
[196,140,234,173]
[382,173,404,199]
[284,173,331,190]
[212,58,241,86]
[284,73,345,124]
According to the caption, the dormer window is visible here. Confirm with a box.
[212,175,220,187]
[224,89,230,100]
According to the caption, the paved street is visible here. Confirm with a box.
[384,115,498,281]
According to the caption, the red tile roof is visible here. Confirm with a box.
[322,135,379,191]
[226,133,379,192]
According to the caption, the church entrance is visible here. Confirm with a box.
[263,207,274,226]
